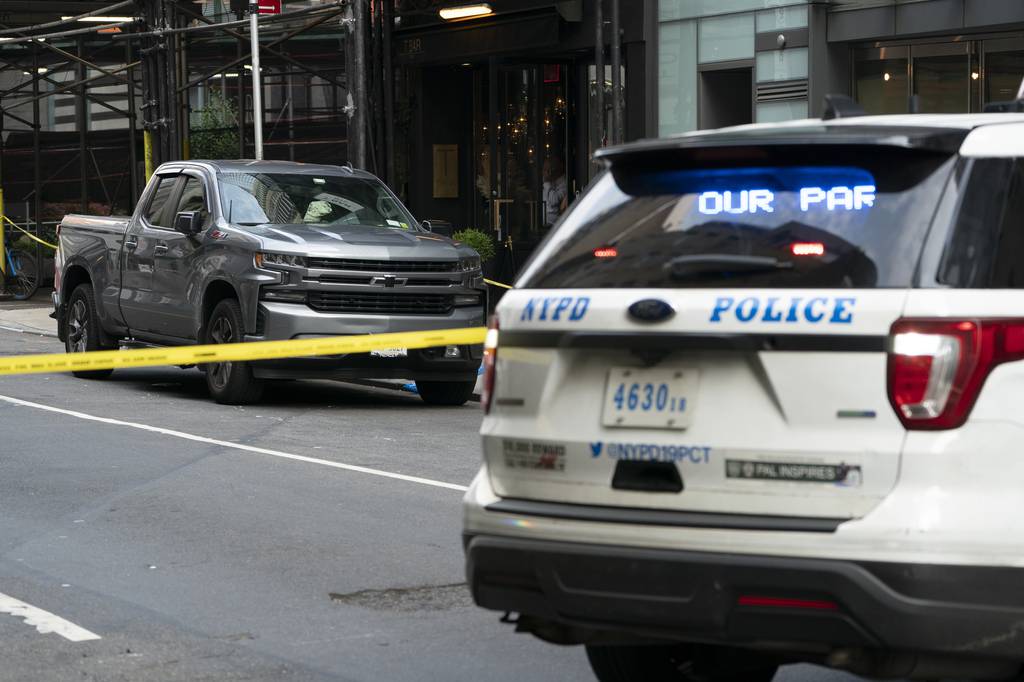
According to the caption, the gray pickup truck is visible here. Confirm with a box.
[53,160,486,405]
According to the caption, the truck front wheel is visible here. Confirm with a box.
[65,283,114,379]
[203,299,264,405]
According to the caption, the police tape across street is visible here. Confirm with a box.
[0,326,488,377]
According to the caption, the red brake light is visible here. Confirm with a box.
[593,246,618,259]
[481,316,499,414]
[737,595,839,612]
[790,242,825,257]
[887,319,1024,430]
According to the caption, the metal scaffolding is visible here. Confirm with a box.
[0,0,382,232]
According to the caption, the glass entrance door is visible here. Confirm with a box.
[470,62,572,277]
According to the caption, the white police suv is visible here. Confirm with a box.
[463,109,1024,681]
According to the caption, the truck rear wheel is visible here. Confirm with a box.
[415,380,475,406]
[65,283,114,380]
[204,299,263,405]
[585,644,778,682]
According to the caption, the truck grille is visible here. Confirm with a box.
[307,292,454,315]
[307,257,459,273]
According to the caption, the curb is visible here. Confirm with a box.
[0,320,58,339]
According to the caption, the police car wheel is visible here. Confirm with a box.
[415,380,475,406]
[585,644,778,682]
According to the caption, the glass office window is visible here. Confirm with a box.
[914,52,969,113]
[985,42,1024,104]
[661,0,806,22]
[699,14,755,63]
[658,20,698,136]
[756,5,808,32]
[756,48,808,82]
[854,53,909,114]
[756,99,808,122]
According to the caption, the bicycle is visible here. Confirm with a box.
[2,234,40,301]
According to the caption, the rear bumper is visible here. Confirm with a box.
[465,533,1024,659]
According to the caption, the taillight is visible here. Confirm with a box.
[888,318,1024,430]
[481,316,499,414]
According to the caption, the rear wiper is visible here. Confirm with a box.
[664,254,793,279]
[235,221,265,226]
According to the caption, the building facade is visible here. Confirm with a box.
[656,0,1024,135]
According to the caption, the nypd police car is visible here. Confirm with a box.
[463,110,1024,681]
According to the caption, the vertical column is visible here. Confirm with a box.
[594,0,605,150]
[610,0,621,145]
[77,36,88,212]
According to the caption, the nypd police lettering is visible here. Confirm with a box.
[590,441,711,464]
[520,296,590,322]
[710,296,855,324]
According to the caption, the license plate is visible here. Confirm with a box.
[601,367,698,430]
[371,348,408,358]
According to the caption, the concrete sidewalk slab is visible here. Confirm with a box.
[0,306,57,338]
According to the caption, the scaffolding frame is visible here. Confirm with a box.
[0,0,386,228]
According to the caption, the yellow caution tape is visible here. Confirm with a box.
[484,278,513,290]
[0,326,487,377]
[3,217,57,250]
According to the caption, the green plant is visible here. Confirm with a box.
[190,90,240,160]
[453,228,496,262]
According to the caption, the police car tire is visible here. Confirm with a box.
[585,644,778,682]
[415,380,475,406]
[66,284,114,380]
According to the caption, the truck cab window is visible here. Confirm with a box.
[176,177,209,227]
[145,175,177,228]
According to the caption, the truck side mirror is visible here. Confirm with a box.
[174,211,203,235]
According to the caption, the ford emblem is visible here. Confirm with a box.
[628,299,675,323]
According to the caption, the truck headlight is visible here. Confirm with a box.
[256,252,307,269]
[454,294,482,307]
[459,256,481,272]
[260,289,307,303]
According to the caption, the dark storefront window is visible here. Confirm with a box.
[854,48,909,114]
[855,37,1024,115]
[913,44,971,113]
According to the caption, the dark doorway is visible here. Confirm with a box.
[700,67,753,129]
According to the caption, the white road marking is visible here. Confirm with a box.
[0,394,469,492]
[0,591,101,642]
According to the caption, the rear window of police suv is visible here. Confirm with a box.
[523,146,956,289]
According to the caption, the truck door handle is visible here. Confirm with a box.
[154,244,169,256]
[124,239,138,250]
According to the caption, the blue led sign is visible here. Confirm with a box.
[697,185,876,216]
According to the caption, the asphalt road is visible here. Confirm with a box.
[0,326,866,681]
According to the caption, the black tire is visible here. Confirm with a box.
[8,249,39,301]
[203,298,264,405]
[65,283,114,379]
[585,644,778,682]
[415,379,475,406]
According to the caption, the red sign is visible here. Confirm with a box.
[258,0,281,14]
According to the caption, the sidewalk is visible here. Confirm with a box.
[0,303,57,338]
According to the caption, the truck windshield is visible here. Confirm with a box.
[218,172,418,229]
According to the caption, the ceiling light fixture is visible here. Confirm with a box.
[439,3,493,21]
[61,15,135,23]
